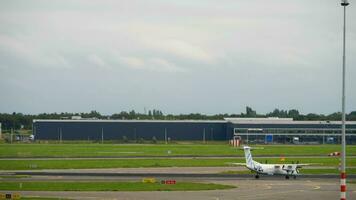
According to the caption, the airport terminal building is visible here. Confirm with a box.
[33,118,356,144]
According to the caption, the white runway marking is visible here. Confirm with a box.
[233,189,304,199]
[97,152,144,154]
[313,185,321,190]
[264,184,272,189]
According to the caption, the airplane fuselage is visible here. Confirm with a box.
[247,161,300,176]
[240,146,306,179]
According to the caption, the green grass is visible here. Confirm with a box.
[1,158,239,170]
[0,175,30,179]
[21,197,70,200]
[0,144,355,158]
[0,157,354,170]
[0,181,235,191]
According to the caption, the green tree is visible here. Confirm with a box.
[246,106,257,117]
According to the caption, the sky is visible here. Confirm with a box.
[0,0,355,115]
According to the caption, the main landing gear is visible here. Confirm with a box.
[255,174,260,179]
[285,175,297,180]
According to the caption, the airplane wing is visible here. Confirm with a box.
[295,163,322,169]
[226,162,246,166]
[237,146,265,150]
[296,163,322,166]
[296,164,310,167]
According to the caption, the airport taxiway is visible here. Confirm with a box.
[1,167,355,200]
[1,178,355,200]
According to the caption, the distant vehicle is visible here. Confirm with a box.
[232,146,310,179]
[29,135,35,141]
[326,137,335,144]
[328,152,340,156]
[292,137,300,144]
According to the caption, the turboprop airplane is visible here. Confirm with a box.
[232,146,309,179]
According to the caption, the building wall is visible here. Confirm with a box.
[33,119,356,143]
[33,121,228,141]
[227,123,356,133]
[227,123,356,144]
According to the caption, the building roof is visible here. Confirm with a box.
[32,119,227,123]
[33,118,356,125]
[224,117,356,125]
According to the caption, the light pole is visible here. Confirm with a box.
[340,1,349,200]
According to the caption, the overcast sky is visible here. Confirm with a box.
[0,0,355,115]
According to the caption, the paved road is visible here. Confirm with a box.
[0,166,350,175]
[3,170,356,180]
[2,178,355,200]
[1,167,356,200]
[2,167,244,175]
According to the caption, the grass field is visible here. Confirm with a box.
[0,181,235,191]
[1,144,355,173]
[0,157,354,170]
[0,175,30,179]
[0,144,355,158]
[21,197,70,200]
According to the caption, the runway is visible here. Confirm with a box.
[7,171,356,179]
[3,167,356,179]
[1,178,355,200]
[1,167,355,200]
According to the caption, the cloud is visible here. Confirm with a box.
[142,38,215,64]
[116,55,186,73]
[0,34,71,69]
[117,56,145,68]
[147,57,186,72]
[0,0,355,114]
[87,54,110,69]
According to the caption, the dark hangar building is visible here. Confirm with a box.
[33,119,228,141]
[33,118,356,144]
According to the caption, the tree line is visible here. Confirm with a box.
[0,107,356,130]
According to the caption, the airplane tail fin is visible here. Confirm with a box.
[244,146,254,168]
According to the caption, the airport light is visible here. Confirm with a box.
[340,1,349,200]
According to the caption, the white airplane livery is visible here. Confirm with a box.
[234,146,309,179]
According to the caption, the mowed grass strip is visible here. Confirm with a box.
[1,144,356,158]
[2,158,235,170]
[21,197,70,200]
[0,175,30,179]
[0,157,355,170]
[0,182,235,191]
